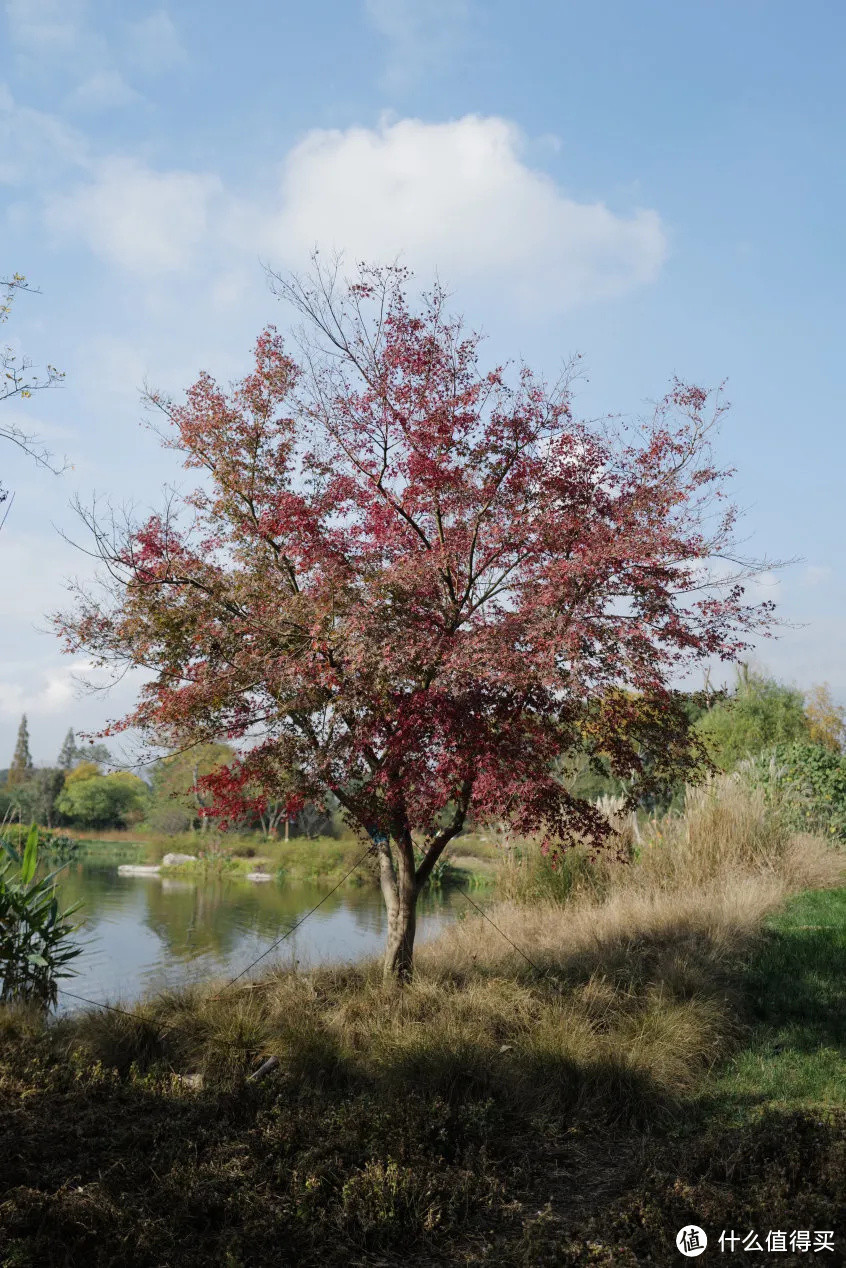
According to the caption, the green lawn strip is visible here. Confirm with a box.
[705,886,846,1114]
[58,830,500,888]
[158,838,493,888]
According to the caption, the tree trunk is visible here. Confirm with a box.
[383,888,417,982]
[376,834,418,983]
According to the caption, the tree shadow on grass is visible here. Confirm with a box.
[517,1106,846,1268]
[0,1005,681,1268]
[3,1061,842,1268]
[742,922,846,1048]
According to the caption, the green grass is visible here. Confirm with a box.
[706,887,846,1113]
[75,839,148,863]
[71,828,496,888]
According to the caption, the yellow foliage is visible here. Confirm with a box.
[805,683,845,752]
[64,760,102,785]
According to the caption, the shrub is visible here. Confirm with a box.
[741,742,846,841]
[419,855,465,889]
[0,824,80,860]
[0,826,83,1008]
[695,669,809,772]
[495,772,841,908]
[145,805,194,836]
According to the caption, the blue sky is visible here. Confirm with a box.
[1,0,844,766]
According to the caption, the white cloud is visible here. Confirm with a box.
[0,404,77,451]
[72,335,152,404]
[0,83,89,185]
[208,267,253,315]
[36,114,666,311]
[3,0,88,60]
[66,69,141,112]
[4,3,179,116]
[748,570,782,599]
[365,0,470,91]
[0,526,149,758]
[0,659,148,769]
[260,115,667,313]
[0,531,80,627]
[125,9,187,74]
[803,565,832,587]
[44,158,222,275]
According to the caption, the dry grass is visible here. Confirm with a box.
[632,776,838,888]
[498,772,843,899]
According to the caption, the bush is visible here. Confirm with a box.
[145,805,193,836]
[494,772,841,907]
[39,831,80,861]
[695,670,809,771]
[0,824,80,860]
[497,842,612,905]
[741,742,846,841]
[0,826,83,1008]
[1,767,66,828]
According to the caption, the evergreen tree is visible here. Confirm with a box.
[11,767,66,828]
[82,741,112,768]
[57,727,78,770]
[55,728,111,771]
[8,714,33,786]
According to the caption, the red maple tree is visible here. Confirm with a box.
[57,262,775,979]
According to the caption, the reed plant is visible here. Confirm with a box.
[0,825,83,1008]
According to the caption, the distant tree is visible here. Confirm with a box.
[8,768,66,828]
[55,729,112,771]
[56,729,78,770]
[145,803,193,836]
[84,742,112,768]
[562,686,716,811]
[56,769,149,829]
[256,793,289,839]
[695,666,809,772]
[62,760,103,786]
[7,715,34,787]
[56,262,777,979]
[149,742,236,832]
[804,683,845,753]
[294,801,337,840]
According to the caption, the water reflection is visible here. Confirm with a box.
[53,860,461,1012]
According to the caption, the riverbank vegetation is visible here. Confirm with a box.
[1,770,843,1265]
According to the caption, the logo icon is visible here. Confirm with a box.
[677,1225,708,1257]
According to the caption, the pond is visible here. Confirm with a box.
[51,853,466,1013]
